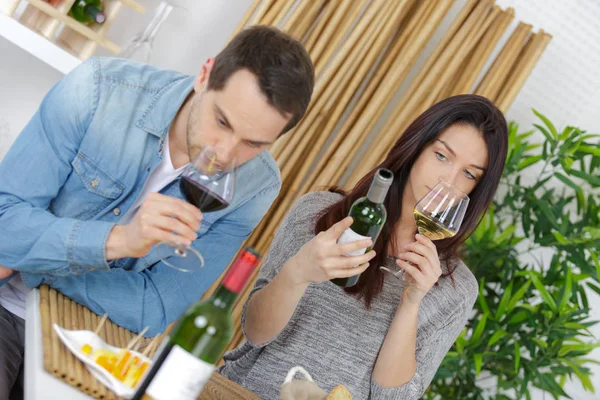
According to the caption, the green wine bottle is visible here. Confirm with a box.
[331,168,393,287]
[69,0,106,24]
[131,248,261,400]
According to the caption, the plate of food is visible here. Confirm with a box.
[52,317,160,399]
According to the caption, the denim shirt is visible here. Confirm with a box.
[0,58,281,335]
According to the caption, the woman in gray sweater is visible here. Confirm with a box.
[220,95,508,399]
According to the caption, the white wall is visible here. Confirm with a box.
[0,36,61,157]
[1,0,599,398]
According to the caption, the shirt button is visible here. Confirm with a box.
[113,208,121,216]
[90,178,99,187]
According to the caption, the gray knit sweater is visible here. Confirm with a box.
[220,192,478,399]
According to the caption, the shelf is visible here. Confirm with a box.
[0,11,81,74]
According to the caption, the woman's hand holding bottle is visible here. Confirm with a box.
[283,217,376,286]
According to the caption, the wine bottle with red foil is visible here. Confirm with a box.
[131,248,261,400]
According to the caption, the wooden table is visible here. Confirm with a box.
[25,288,259,400]
[200,373,260,400]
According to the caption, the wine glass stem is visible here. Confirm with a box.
[174,245,187,257]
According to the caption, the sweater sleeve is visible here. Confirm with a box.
[369,292,477,399]
[240,192,341,348]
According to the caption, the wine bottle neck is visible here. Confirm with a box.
[366,184,385,204]
[366,168,393,204]
[83,4,105,23]
[209,285,238,310]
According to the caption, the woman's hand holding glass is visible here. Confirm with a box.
[395,233,442,305]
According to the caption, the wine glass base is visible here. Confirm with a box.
[155,242,205,272]
[379,266,411,287]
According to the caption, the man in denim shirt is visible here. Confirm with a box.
[0,26,314,398]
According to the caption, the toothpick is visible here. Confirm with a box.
[126,326,149,351]
[94,313,109,335]
[141,335,162,358]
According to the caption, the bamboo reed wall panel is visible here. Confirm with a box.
[197,0,552,358]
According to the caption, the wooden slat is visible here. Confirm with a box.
[26,0,121,53]
[199,373,260,400]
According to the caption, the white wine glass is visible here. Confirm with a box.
[380,181,469,284]
[155,146,236,272]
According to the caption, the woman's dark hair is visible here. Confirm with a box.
[315,94,508,307]
[208,25,314,135]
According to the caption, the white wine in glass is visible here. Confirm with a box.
[381,181,469,282]
[414,181,469,240]
[413,210,457,240]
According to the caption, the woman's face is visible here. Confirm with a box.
[405,123,489,207]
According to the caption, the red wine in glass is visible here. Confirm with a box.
[179,176,230,212]
[156,146,236,272]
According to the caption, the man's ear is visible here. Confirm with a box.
[193,57,216,92]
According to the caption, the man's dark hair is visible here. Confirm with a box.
[207,25,315,134]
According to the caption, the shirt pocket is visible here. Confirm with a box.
[72,153,124,199]
[52,153,125,220]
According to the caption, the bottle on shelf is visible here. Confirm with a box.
[69,0,105,24]
[331,168,393,288]
[131,247,262,400]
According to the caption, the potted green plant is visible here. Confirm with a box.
[426,111,600,399]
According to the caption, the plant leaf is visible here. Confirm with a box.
[561,358,596,392]
[529,273,557,311]
[552,231,569,245]
[587,282,600,297]
[534,124,556,149]
[533,109,559,139]
[477,278,491,316]
[591,251,600,281]
[514,342,521,373]
[558,342,600,357]
[471,314,488,343]
[535,200,562,231]
[537,374,571,398]
[578,144,600,156]
[508,281,532,312]
[474,353,483,376]
[559,268,573,311]
[496,281,514,320]
[569,169,600,186]
[518,155,543,170]
[554,172,586,211]
[560,126,576,141]
[488,329,508,347]
[533,337,548,349]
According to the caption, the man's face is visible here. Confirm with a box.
[186,68,291,168]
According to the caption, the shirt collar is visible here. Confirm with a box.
[135,75,195,139]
